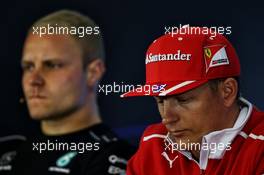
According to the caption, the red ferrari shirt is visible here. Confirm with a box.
[127,98,264,175]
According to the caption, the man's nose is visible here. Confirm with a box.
[162,99,179,125]
[29,70,45,87]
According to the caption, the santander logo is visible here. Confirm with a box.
[146,50,191,64]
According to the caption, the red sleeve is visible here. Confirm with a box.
[126,123,165,175]
[126,134,145,175]
[256,145,264,174]
[126,152,140,175]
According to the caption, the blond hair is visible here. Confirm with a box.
[28,9,105,68]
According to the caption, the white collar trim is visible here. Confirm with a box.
[199,97,253,169]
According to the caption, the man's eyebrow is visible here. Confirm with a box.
[21,58,65,66]
[21,56,31,61]
[42,58,70,66]
[42,58,64,62]
[176,90,196,98]
[21,59,33,65]
[154,96,168,100]
[22,57,65,62]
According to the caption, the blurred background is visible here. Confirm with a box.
[5,1,264,145]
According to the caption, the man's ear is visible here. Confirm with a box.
[85,59,105,88]
[220,78,238,107]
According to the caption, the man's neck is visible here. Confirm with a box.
[41,100,102,136]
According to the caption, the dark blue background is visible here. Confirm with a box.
[5,1,264,145]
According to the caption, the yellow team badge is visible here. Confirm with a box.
[204,48,212,58]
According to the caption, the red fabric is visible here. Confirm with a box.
[127,107,264,175]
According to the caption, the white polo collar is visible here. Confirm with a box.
[198,97,253,169]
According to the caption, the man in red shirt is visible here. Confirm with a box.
[121,26,264,175]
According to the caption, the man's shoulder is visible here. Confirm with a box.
[7,130,134,175]
[96,137,136,156]
[0,135,26,174]
[142,123,167,137]
[0,134,26,153]
[84,123,136,150]
[239,107,264,153]
[135,123,167,147]
[252,107,264,120]
[77,134,136,174]
[245,107,264,135]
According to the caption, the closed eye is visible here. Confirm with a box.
[21,61,34,72]
[43,60,64,69]
[176,96,193,103]
[154,96,166,104]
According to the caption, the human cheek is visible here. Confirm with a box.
[22,74,33,97]
[22,74,28,91]
[57,70,84,96]
[44,72,71,95]
[157,103,165,119]
[178,104,204,128]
